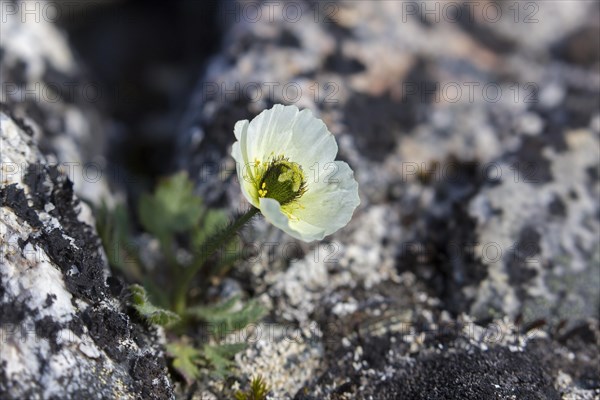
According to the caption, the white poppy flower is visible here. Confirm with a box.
[231,104,360,242]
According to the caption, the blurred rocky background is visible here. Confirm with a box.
[1,0,599,399]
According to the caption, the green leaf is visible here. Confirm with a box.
[190,295,239,316]
[129,284,180,326]
[138,172,204,238]
[202,342,246,378]
[166,341,202,384]
[165,340,246,383]
[186,296,266,335]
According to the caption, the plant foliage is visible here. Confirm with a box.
[129,284,180,326]
[138,171,204,239]
[95,172,266,385]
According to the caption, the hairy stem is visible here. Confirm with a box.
[173,207,259,315]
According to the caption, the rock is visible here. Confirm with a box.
[0,9,113,204]
[466,129,600,324]
[6,0,591,398]
[0,112,174,399]
[296,318,600,399]
[235,325,323,399]
[175,0,599,398]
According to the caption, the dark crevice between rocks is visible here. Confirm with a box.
[57,1,224,194]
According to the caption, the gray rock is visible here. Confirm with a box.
[297,317,600,400]
[175,0,599,398]
[0,9,113,204]
[0,112,174,399]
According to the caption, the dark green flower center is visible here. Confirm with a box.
[258,158,306,205]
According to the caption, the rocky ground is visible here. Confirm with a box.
[1,8,172,399]
[0,111,173,398]
[2,1,599,399]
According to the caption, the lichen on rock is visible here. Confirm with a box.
[1,111,173,399]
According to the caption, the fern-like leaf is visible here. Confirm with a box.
[202,342,246,378]
[129,284,180,326]
[186,296,266,335]
[166,341,202,384]
[138,171,204,238]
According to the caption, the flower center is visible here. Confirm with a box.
[257,157,306,205]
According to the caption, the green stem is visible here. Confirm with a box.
[160,234,180,271]
[173,207,259,315]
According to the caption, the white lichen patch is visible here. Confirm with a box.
[341,205,402,289]
[468,128,600,322]
[270,245,329,324]
[235,325,323,399]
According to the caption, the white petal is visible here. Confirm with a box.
[286,108,338,168]
[259,197,327,242]
[234,119,248,141]
[246,104,298,163]
[232,140,259,207]
[293,161,360,236]
[233,119,254,180]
